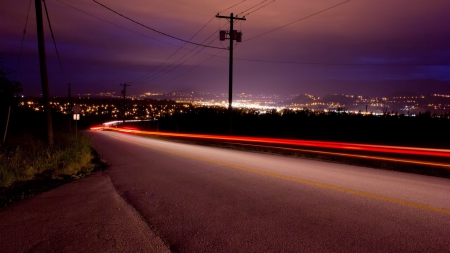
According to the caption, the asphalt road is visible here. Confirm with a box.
[86,131,450,252]
[0,168,170,253]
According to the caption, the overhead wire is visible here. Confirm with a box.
[244,0,275,17]
[232,1,437,66]
[245,0,350,42]
[128,16,216,84]
[56,0,193,50]
[42,0,68,84]
[14,0,32,81]
[237,0,267,16]
[92,0,226,50]
[156,0,350,71]
[139,1,255,87]
[56,0,230,73]
[57,0,247,87]
[131,0,247,86]
[131,0,249,85]
[231,0,434,67]
[212,0,436,67]
[150,46,228,91]
[56,0,232,86]
[131,27,220,85]
[231,57,445,67]
[147,20,252,88]
[218,0,247,15]
[57,0,377,91]
[49,0,438,93]
[131,21,231,86]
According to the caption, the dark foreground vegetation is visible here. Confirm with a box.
[0,106,106,206]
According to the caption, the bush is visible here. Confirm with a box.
[0,132,94,187]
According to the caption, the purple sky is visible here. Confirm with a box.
[1,0,449,97]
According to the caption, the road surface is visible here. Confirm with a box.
[86,131,450,252]
[0,169,170,253]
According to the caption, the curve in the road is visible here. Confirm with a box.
[105,132,450,216]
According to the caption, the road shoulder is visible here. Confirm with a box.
[0,171,170,253]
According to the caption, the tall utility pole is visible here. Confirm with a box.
[120,83,130,124]
[216,13,246,135]
[35,0,53,146]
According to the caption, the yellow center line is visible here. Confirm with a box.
[236,143,450,169]
[103,132,450,215]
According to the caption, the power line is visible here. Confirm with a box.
[14,0,32,81]
[171,20,239,64]
[56,0,221,58]
[131,24,228,85]
[55,0,176,47]
[150,49,227,91]
[169,46,442,68]
[145,40,214,83]
[59,0,428,85]
[59,0,237,85]
[131,44,210,85]
[134,13,246,87]
[57,0,245,85]
[57,0,242,54]
[244,0,276,17]
[56,0,225,85]
[93,0,226,50]
[128,17,216,84]
[43,0,67,84]
[125,0,360,82]
[218,0,247,15]
[231,57,447,67]
[238,0,267,16]
[245,0,350,42]
[129,0,249,84]
[131,11,235,85]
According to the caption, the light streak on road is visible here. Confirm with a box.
[92,127,450,160]
[237,143,450,168]
[95,131,450,215]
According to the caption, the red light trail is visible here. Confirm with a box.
[92,126,450,160]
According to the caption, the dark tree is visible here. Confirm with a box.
[1,65,22,144]
[0,67,22,106]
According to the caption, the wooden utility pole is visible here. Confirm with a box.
[216,13,246,135]
[120,83,130,124]
[35,0,53,145]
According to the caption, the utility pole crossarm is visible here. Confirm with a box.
[215,14,247,20]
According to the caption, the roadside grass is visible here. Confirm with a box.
[0,132,107,207]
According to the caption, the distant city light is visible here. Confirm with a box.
[19,91,450,119]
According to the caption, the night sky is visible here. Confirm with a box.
[1,0,449,97]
